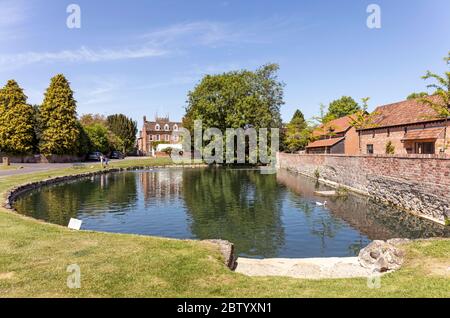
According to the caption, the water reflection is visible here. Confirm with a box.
[14,168,449,258]
[181,168,285,258]
[276,169,450,240]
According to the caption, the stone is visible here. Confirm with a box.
[203,239,237,270]
[314,190,336,197]
[358,240,405,272]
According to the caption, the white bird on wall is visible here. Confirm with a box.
[316,201,327,206]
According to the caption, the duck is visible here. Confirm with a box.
[315,201,327,206]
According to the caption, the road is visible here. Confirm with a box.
[0,163,75,177]
[0,157,151,178]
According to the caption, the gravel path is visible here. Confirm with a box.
[235,257,377,279]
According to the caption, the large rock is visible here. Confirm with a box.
[358,240,405,272]
[203,239,237,270]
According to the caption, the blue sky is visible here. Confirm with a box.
[1,0,449,127]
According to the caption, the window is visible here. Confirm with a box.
[387,128,390,137]
[415,142,435,154]
[149,135,154,141]
[166,134,170,141]
[173,124,178,131]
[164,124,170,131]
[156,135,160,141]
[155,124,160,131]
[367,144,374,154]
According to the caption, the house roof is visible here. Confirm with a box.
[361,95,446,130]
[306,137,345,148]
[312,115,354,137]
[401,127,445,141]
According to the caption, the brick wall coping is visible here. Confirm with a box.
[281,153,450,160]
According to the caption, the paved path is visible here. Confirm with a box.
[235,257,377,279]
[0,157,151,178]
[0,163,75,177]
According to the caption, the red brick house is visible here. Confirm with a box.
[358,96,449,155]
[137,116,182,155]
[306,115,359,154]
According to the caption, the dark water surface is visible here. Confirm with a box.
[14,168,449,258]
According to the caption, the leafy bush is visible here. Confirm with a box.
[385,141,395,154]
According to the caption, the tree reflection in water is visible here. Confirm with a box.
[181,168,285,258]
[14,168,449,258]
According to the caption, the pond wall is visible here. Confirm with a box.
[277,153,450,224]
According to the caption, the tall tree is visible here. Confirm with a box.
[312,103,335,137]
[39,74,80,155]
[184,63,284,132]
[83,123,111,154]
[107,114,137,154]
[419,52,450,153]
[0,80,35,154]
[349,97,379,152]
[325,96,361,120]
[284,109,310,152]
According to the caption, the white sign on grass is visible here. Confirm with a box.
[68,218,82,230]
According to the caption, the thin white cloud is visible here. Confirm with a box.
[0,17,309,70]
[140,21,258,48]
[0,46,168,68]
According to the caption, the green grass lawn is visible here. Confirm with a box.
[0,158,449,297]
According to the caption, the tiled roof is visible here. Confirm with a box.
[306,137,345,148]
[363,95,446,129]
[401,127,445,141]
[312,115,354,137]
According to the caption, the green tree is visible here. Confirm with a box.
[184,63,283,132]
[0,80,36,154]
[39,74,80,155]
[106,114,137,154]
[284,109,311,152]
[312,103,335,137]
[325,96,361,120]
[407,92,429,100]
[349,97,379,153]
[419,52,450,153]
[83,123,111,154]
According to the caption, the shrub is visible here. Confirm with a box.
[314,168,320,179]
[385,141,395,154]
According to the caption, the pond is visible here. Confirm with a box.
[14,168,449,258]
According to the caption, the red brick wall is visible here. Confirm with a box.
[360,121,449,155]
[277,152,450,223]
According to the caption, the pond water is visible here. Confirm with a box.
[14,168,449,258]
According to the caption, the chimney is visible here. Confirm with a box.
[143,116,147,122]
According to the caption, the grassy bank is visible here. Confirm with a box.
[0,158,449,297]
[0,165,22,171]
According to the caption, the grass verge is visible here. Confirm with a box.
[0,158,449,297]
